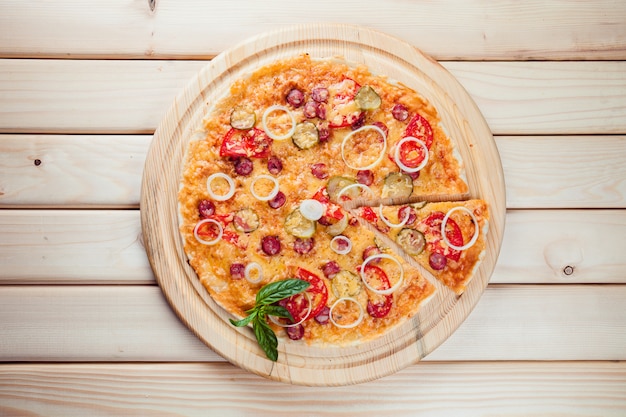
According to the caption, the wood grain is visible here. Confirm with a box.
[2,134,624,209]
[1,209,624,285]
[1,362,624,417]
[1,60,625,135]
[0,285,625,362]
[0,210,151,284]
[140,24,504,385]
[0,135,151,208]
[497,135,626,208]
[0,0,624,60]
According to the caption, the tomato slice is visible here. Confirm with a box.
[361,265,393,318]
[397,138,428,168]
[312,188,344,221]
[420,211,462,262]
[196,213,246,249]
[404,114,434,150]
[282,268,329,323]
[358,206,378,224]
[326,78,364,128]
[219,127,272,159]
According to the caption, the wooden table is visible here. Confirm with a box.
[1,1,625,415]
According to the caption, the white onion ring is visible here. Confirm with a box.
[329,297,364,329]
[341,125,387,170]
[193,219,223,246]
[360,253,404,295]
[330,235,352,255]
[336,183,374,201]
[394,136,429,173]
[244,262,263,284]
[441,206,480,251]
[378,204,410,229]
[299,199,325,221]
[268,292,312,328]
[262,105,296,141]
[206,173,236,201]
[250,175,279,201]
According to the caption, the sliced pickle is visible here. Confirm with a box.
[233,208,260,233]
[292,121,319,150]
[354,86,382,110]
[230,105,256,130]
[331,270,362,298]
[396,228,426,256]
[327,176,358,202]
[284,209,316,238]
[382,172,413,199]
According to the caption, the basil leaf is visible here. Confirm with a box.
[262,305,294,321]
[229,310,257,327]
[253,318,278,361]
[255,278,310,306]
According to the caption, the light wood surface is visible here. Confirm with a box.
[1,362,625,417]
[0,0,625,413]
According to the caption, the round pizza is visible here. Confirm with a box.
[177,54,489,360]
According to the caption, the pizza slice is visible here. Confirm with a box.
[353,199,489,294]
[267,189,436,345]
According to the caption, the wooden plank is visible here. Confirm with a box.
[0,135,151,208]
[0,59,205,134]
[0,1,624,60]
[445,61,626,135]
[0,209,623,285]
[494,209,626,284]
[0,362,624,416]
[1,60,625,135]
[0,210,151,284]
[0,285,624,362]
[2,134,624,209]
[497,135,626,208]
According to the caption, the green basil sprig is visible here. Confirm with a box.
[230,278,310,361]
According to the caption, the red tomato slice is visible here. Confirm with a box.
[404,114,434,150]
[196,214,246,249]
[358,206,378,224]
[420,211,462,262]
[397,138,428,168]
[326,78,364,128]
[312,188,344,221]
[219,127,272,159]
[361,264,393,318]
[282,268,329,323]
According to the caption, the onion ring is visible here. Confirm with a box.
[394,136,429,173]
[193,219,223,246]
[378,204,410,229]
[360,253,404,295]
[250,175,280,201]
[441,206,480,251]
[206,172,236,201]
[341,125,387,170]
[336,183,374,201]
[268,292,312,328]
[262,105,296,141]
[329,297,364,329]
[244,262,264,284]
[330,235,352,255]
[299,199,325,221]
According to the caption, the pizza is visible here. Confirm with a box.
[177,54,489,360]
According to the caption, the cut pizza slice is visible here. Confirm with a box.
[267,190,436,345]
[353,199,489,294]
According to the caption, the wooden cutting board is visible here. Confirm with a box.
[140,24,506,386]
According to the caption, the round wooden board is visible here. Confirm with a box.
[140,24,506,386]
